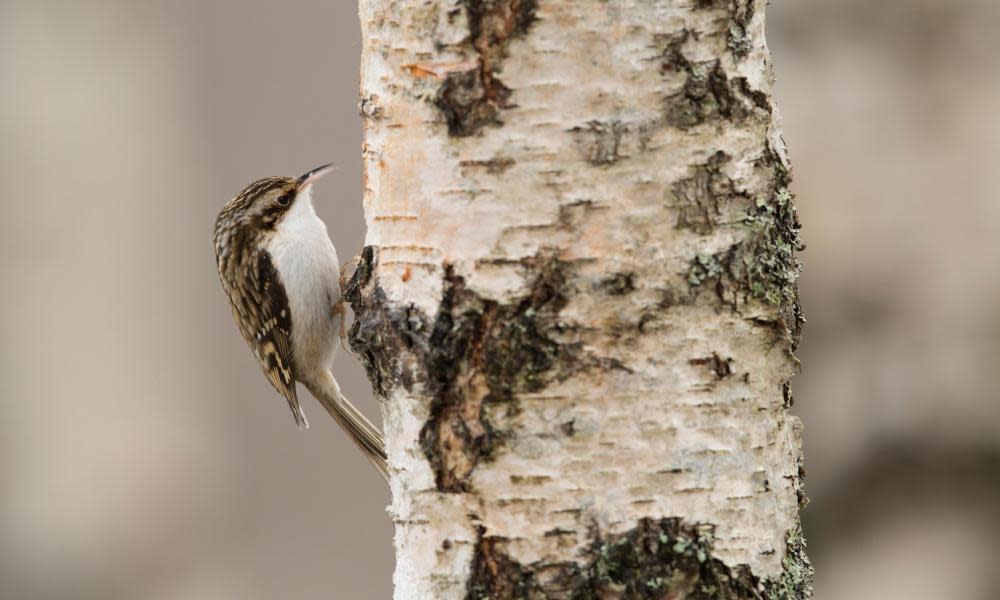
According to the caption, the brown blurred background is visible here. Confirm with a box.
[0,1,997,598]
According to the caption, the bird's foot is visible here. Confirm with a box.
[332,300,351,354]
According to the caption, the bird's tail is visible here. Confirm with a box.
[302,370,389,482]
[286,395,310,430]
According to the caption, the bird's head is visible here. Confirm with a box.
[217,163,334,232]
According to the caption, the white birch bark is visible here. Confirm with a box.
[351,1,811,598]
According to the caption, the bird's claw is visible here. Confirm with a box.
[333,300,351,354]
[335,257,362,355]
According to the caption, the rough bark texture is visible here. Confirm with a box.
[354,1,811,598]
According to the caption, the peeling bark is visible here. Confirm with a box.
[356,1,810,597]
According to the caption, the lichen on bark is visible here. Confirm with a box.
[466,518,812,599]
[685,145,805,347]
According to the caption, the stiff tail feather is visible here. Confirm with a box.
[303,370,389,482]
[286,394,310,430]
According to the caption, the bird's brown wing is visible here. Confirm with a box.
[245,249,308,428]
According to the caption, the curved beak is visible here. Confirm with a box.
[297,163,335,189]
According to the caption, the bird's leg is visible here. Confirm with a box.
[332,301,350,353]
[339,257,358,293]
[335,257,361,354]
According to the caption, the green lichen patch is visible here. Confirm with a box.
[726,0,756,60]
[435,0,538,136]
[688,253,724,287]
[766,523,814,600]
[466,518,813,599]
[685,147,804,346]
[575,519,760,599]
[794,454,809,510]
[739,186,802,307]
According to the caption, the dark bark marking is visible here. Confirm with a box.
[598,272,637,296]
[695,0,757,59]
[468,528,546,599]
[782,382,794,409]
[658,30,769,130]
[657,29,693,75]
[672,151,747,234]
[690,353,735,380]
[359,93,384,120]
[557,199,610,230]
[466,518,813,599]
[421,272,498,492]
[422,253,626,490]
[571,120,628,165]
[436,0,538,137]
[438,69,510,138]
[665,60,765,129]
[346,246,429,397]
[460,156,517,174]
[348,247,622,492]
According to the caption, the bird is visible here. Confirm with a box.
[213,164,387,481]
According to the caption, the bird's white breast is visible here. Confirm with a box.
[266,188,340,377]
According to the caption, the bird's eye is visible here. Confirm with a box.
[276,194,291,207]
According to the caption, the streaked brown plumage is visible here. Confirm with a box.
[215,177,300,416]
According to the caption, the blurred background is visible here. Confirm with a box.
[0,0,997,598]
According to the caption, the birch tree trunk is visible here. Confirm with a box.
[349,1,812,598]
